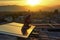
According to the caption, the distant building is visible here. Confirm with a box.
[4,16,13,22]
[15,16,24,22]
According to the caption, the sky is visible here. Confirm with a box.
[0,0,60,6]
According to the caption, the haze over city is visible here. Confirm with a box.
[0,0,60,11]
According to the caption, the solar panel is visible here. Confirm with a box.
[0,22,35,38]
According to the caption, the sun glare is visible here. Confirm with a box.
[26,0,41,6]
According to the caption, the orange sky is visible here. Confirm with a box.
[0,0,60,6]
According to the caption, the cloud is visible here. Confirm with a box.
[0,0,22,1]
[0,0,60,6]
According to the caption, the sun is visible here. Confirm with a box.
[26,0,41,6]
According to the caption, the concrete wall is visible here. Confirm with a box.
[0,34,17,40]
